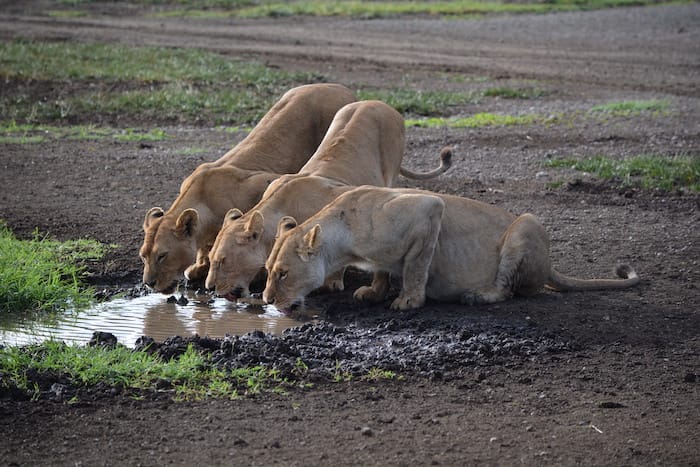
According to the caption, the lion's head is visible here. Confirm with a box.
[140,207,200,294]
[205,208,268,301]
[263,217,327,314]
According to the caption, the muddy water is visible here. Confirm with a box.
[0,291,308,347]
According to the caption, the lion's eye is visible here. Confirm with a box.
[140,255,147,264]
[157,252,168,263]
[278,271,288,281]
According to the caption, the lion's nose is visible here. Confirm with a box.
[264,294,274,305]
[145,280,156,289]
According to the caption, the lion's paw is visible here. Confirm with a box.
[322,278,345,293]
[390,295,423,311]
[460,289,505,306]
[185,262,209,282]
[353,286,384,303]
[459,291,481,306]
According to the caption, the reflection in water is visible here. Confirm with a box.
[0,291,310,347]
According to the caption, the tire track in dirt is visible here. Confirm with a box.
[1,3,699,95]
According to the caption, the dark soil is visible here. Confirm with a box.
[1,2,699,465]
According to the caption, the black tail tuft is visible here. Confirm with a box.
[439,146,454,169]
[615,264,637,280]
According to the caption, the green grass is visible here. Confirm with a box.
[0,341,403,401]
[0,40,320,125]
[74,86,271,124]
[357,86,546,116]
[483,86,545,99]
[150,0,684,19]
[357,88,477,116]
[0,341,285,401]
[406,112,541,128]
[0,121,169,144]
[545,154,700,191]
[589,99,670,117]
[0,40,301,84]
[46,9,88,17]
[0,223,111,313]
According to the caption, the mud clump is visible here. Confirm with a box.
[133,317,571,383]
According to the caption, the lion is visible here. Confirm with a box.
[139,83,356,294]
[205,100,452,301]
[263,185,641,313]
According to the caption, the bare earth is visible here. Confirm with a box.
[1,3,699,465]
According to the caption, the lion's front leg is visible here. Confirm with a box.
[389,196,444,311]
[354,271,390,303]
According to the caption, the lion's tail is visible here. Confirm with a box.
[545,264,640,292]
[400,146,453,180]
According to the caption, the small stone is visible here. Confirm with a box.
[361,426,373,437]
[599,401,625,409]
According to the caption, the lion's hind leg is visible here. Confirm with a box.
[459,213,550,305]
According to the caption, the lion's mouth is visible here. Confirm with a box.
[221,287,245,302]
[157,281,179,295]
[278,301,301,316]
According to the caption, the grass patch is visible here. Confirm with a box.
[0,223,110,313]
[357,88,477,116]
[175,147,211,156]
[357,86,543,116]
[72,86,271,124]
[0,341,285,401]
[0,40,320,125]
[113,128,168,142]
[0,341,404,401]
[46,10,88,18]
[0,121,169,144]
[153,0,685,19]
[406,112,541,128]
[0,40,302,84]
[589,99,670,117]
[483,86,545,99]
[545,154,700,191]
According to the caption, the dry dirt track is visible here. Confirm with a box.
[1,3,700,466]
[1,4,699,94]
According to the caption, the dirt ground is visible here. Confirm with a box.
[1,2,699,465]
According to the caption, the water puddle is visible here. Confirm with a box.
[0,291,313,347]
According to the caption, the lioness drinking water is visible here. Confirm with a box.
[139,84,355,294]
[263,186,640,313]
[205,100,452,301]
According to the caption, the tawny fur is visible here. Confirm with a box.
[139,84,356,294]
[205,100,452,301]
[263,186,640,312]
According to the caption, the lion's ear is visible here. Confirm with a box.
[143,207,164,230]
[303,224,322,252]
[224,208,244,225]
[297,225,322,262]
[276,216,297,237]
[245,211,264,241]
[175,208,198,237]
